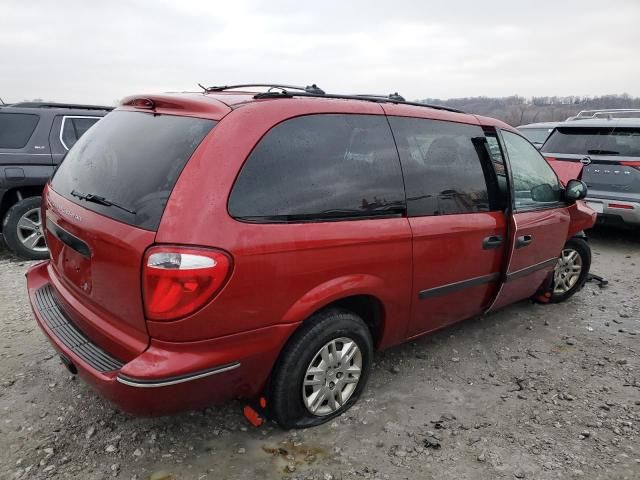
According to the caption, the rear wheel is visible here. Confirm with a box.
[2,196,49,260]
[548,237,591,303]
[269,308,373,429]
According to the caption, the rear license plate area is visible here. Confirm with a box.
[586,201,604,214]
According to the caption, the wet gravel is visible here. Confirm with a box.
[0,227,639,480]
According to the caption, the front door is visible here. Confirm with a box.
[489,130,571,311]
[386,116,508,338]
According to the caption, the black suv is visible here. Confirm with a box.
[0,102,112,259]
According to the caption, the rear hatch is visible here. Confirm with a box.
[46,110,216,358]
[542,125,640,201]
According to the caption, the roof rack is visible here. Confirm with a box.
[567,108,640,121]
[200,83,326,95]
[355,92,407,102]
[199,83,464,113]
[254,90,464,113]
[8,102,114,111]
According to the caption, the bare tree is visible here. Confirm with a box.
[419,94,640,125]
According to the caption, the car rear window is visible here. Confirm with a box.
[543,127,640,157]
[519,127,553,145]
[0,113,40,149]
[228,114,405,222]
[51,111,215,230]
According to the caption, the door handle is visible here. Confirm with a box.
[516,234,533,248]
[482,235,503,250]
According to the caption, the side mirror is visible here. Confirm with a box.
[564,179,588,202]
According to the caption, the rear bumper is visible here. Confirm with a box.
[585,196,640,226]
[27,261,299,415]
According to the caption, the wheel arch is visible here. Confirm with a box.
[280,275,390,350]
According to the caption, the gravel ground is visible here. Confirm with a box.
[0,227,639,480]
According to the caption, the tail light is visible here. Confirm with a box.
[620,160,640,171]
[143,246,232,321]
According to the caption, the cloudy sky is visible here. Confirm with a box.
[2,0,639,105]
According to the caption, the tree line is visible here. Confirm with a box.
[419,94,640,126]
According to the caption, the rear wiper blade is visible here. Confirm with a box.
[587,149,619,155]
[71,190,136,215]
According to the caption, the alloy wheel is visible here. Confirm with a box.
[16,207,47,253]
[302,337,362,416]
[553,248,583,295]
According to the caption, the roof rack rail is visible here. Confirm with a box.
[568,108,640,121]
[200,83,326,95]
[200,83,463,113]
[355,93,407,102]
[252,90,464,113]
[9,102,114,111]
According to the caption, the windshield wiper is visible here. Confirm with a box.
[587,149,619,155]
[71,190,136,215]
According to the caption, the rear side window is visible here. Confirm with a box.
[228,114,405,222]
[61,116,101,150]
[544,127,640,157]
[388,116,491,216]
[51,111,215,230]
[0,113,39,149]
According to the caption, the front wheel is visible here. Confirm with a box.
[269,308,373,429]
[548,237,591,303]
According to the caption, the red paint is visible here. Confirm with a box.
[567,200,598,238]
[489,209,570,312]
[407,212,506,337]
[26,92,596,416]
[546,159,584,186]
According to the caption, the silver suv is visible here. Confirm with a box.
[541,109,640,228]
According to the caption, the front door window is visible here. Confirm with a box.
[502,130,562,210]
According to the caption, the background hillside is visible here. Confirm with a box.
[419,94,640,126]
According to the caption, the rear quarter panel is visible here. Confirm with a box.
[153,99,414,348]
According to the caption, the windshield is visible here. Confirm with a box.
[51,111,215,230]
[543,126,640,157]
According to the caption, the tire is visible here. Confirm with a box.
[2,196,49,260]
[269,308,374,429]
[548,237,591,303]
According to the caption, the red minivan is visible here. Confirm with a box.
[26,85,596,428]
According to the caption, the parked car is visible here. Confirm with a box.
[542,112,640,228]
[517,122,559,149]
[0,102,112,259]
[26,85,595,429]
[565,108,640,121]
